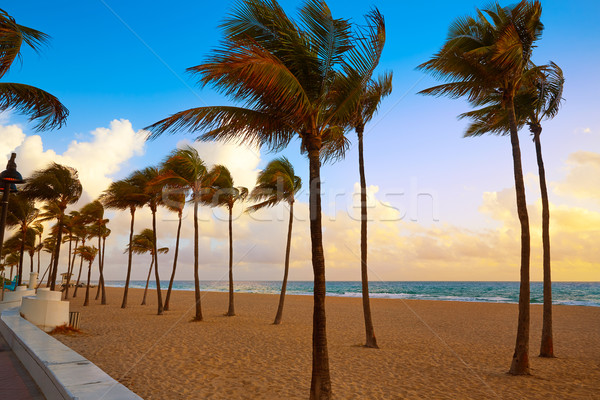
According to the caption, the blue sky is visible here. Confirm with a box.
[2,1,599,281]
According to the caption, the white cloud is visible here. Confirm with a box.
[3,119,146,200]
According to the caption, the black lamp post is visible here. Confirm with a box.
[0,153,25,260]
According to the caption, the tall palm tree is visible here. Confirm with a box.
[76,245,98,307]
[458,62,564,358]
[72,227,91,298]
[23,163,82,290]
[247,157,301,324]
[6,192,39,286]
[35,224,43,273]
[145,2,383,395]
[0,9,68,130]
[155,182,185,311]
[126,229,168,306]
[100,177,147,308]
[80,200,108,304]
[130,167,165,315]
[418,0,543,375]
[349,70,393,348]
[38,235,56,287]
[205,165,248,316]
[150,145,211,321]
[63,211,84,299]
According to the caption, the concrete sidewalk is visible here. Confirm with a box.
[0,335,44,400]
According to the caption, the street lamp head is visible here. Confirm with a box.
[0,183,18,193]
[0,153,24,184]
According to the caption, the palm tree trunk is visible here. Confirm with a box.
[273,201,294,325]
[141,258,154,306]
[65,238,79,299]
[308,148,331,400]
[29,253,34,273]
[83,261,92,306]
[100,235,107,304]
[95,236,103,301]
[73,252,84,297]
[37,244,40,273]
[66,234,72,292]
[151,209,164,315]
[193,200,203,321]
[357,128,379,348]
[39,255,52,288]
[122,208,136,308]
[532,126,554,357]
[507,98,531,376]
[50,214,64,290]
[164,211,182,311]
[226,206,235,316]
[17,231,25,286]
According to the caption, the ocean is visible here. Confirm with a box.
[104,280,600,307]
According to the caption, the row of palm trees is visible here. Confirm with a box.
[1,164,113,308]
[0,1,564,398]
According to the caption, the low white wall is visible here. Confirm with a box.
[0,307,142,400]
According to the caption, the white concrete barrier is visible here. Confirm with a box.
[0,307,142,400]
[21,289,69,332]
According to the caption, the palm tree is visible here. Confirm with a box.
[126,229,169,306]
[80,200,108,304]
[72,227,91,298]
[0,8,68,130]
[23,163,82,290]
[247,157,301,324]
[100,177,147,308]
[76,245,98,307]
[145,3,383,395]
[63,211,84,299]
[38,236,56,287]
[6,192,39,286]
[205,165,248,316]
[130,167,165,315]
[349,70,393,348]
[418,0,543,375]
[150,145,212,321]
[35,224,43,273]
[153,175,186,312]
[458,62,565,358]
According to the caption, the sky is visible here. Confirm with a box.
[1,0,599,283]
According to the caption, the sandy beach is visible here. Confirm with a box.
[54,286,600,399]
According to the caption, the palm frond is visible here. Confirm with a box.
[0,83,69,130]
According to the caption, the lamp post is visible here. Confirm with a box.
[0,153,25,261]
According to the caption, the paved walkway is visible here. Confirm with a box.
[0,335,44,399]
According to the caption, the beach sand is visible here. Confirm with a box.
[54,286,600,399]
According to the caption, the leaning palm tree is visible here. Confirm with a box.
[205,165,248,316]
[459,62,564,358]
[153,177,186,312]
[100,177,147,308]
[130,167,165,315]
[0,8,68,130]
[126,229,169,306]
[75,245,98,307]
[348,70,393,348]
[72,227,91,298]
[150,145,213,321]
[6,192,39,286]
[247,157,301,324]
[418,0,544,375]
[145,2,384,395]
[23,163,82,290]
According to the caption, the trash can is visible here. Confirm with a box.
[69,311,80,329]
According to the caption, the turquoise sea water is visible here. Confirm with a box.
[104,280,600,307]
